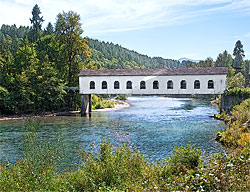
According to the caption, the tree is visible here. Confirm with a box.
[244,60,250,87]
[198,57,214,68]
[55,11,91,87]
[233,40,245,73]
[215,50,233,68]
[28,4,44,42]
[55,11,91,109]
[44,22,54,35]
[227,72,245,89]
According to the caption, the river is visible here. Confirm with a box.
[0,96,226,163]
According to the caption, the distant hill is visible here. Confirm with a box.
[87,39,183,69]
[178,57,200,63]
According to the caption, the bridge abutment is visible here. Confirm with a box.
[81,94,92,116]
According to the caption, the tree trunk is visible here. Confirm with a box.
[68,57,72,110]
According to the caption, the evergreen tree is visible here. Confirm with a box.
[215,50,233,68]
[233,40,245,73]
[44,22,54,35]
[244,60,250,87]
[28,4,44,42]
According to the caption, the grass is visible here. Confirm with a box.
[0,120,250,191]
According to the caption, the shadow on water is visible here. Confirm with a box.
[171,103,196,111]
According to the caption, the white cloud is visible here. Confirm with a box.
[15,0,34,5]
[0,0,249,35]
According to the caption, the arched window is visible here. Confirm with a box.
[180,80,186,89]
[102,81,107,89]
[153,80,159,89]
[90,81,95,89]
[194,80,200,89]
[114,81,120,89]
[167,80,173,89]
[140,81,146,89]
[126,81,132,89]
[208,80,214,89]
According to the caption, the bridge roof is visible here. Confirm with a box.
[79,67,228,76]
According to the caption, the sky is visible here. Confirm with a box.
[1,0,250,61]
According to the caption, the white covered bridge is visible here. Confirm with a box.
[79,67,228,115]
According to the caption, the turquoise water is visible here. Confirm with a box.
[0,96,226,163]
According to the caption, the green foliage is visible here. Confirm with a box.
[200,150,250,191]
[233,40,245,71]
[245,60,250,86]
[225,87,250,97]
[0,121,67,191]
[0,86,13,114]
[55,11,91,87]
[44,22,54,35]
[88,39,181,69]
[227,72,245,89]
[28,4,44,42]
[219,98,250,148]
[167,143,202,174]
[22,121,66,172]
[75,138,147,191]
[216,50,233,67]
[91,94,115,110]
[115,94,128,101]
[232,98,250,125]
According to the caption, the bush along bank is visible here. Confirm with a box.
[0,121,250,191]
[216,98,250,149]
[91,94,127,110]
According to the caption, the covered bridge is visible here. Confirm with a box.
[78,67,228,116]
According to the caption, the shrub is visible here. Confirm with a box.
[115,94,128,101]
[0,120,68,191]
[75,138,147,191]
[225,87,250,97]
[220,124,241,147]
[232,98,250,125]
[227,72,245,89]
[91,94,115,109]
[167,143,202,174]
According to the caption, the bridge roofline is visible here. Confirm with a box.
[79,67,228,76]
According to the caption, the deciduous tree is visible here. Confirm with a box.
[55,11,91,87]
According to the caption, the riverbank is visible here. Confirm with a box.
[215,98,250,149]
[92,99,130,112]
[0,100,130,121]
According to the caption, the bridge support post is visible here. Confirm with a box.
[81,94,92,117]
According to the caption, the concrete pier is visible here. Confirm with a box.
[81,94,91,116]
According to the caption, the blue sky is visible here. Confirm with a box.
[1,0,250,60]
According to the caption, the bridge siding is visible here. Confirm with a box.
[79,74,227,95]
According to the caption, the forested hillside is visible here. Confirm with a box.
[87,39,182,69]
